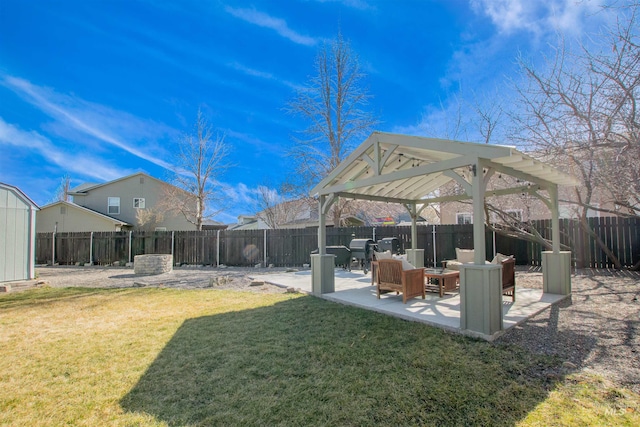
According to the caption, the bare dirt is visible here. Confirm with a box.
[21,265,640,393]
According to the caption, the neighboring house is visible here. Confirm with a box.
[0,183,39,283]
[227,215,268,230]
[62,172,205,231]
[440,176,607,225]
[36,200,130,232]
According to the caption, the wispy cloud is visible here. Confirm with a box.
[224,129,286,154]
[1,75,176,171]
[227,61,304,91]
[313,0,375,11]
[470,0,601,37]
[0,117,129,181]
[225,6,319,46]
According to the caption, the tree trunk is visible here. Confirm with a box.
[578,216,622,269]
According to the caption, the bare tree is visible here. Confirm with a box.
[52,173,71,203]
[135,206,164,231]
[510,5,640,268]
[254,185,310,229]
[287,31,378,226]
[165,109,232,230]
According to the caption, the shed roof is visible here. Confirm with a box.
[311,132,578,203]
[0,182,40,209]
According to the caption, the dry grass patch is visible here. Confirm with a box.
[1,287,638,426]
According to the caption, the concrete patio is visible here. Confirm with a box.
[251,268,568,341]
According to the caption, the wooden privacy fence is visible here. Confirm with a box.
[35,217,640,269]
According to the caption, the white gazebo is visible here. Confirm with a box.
[310,132,578,336]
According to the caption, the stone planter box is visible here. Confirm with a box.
[134,254,173,275]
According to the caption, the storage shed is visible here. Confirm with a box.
[0,183,39,283]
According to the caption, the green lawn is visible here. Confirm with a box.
[1,287,638,426]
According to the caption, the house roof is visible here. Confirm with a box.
[202,219,227,230]
[68,172,167,195]
[0,182,40,209]
[311,132,579,204]
[39,200,131,226]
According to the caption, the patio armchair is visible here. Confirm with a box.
[375,259,425,304]
[500,256,516,302]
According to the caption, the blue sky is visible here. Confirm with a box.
[0,0,615,223]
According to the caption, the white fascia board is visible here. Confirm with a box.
[310,133,378,196]
[376,132,513,159]
[317,155,477,196]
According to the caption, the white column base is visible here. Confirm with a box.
[542,251,572,295]
[405,249,424,268]
[460,264,503,336]
[311,254,335,295]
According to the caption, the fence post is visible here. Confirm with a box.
[171,231,175,259]
[216,229,220,267]
[52,232,56,265]
[89,231,94,265]
[264,229,267,267]
[432,225,437,267]
[128,231,133,263]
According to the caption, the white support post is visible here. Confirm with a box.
[318,195,326,255]
[549,184,560,253]
[405,203,424,267]
[459,159,503,337]
[411,203,418,250]
[543,183,572,295]
[312,194,335,294]
[471,161,487,264]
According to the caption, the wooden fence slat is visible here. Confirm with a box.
[34,217,640,269]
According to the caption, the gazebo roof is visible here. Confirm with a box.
[311,132,578,203]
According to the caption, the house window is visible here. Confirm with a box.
[456,213,472,224]
[108,197,120,215]
[133,198,145,209]
[505,209,523,222]
[587,204,600,218]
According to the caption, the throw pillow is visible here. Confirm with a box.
[399,256,416,270]
[392,254,416,270]
[374,250,392,260]
[456,248,475,264]
[491,253,512,264]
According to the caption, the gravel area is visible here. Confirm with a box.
[497,267,640,394]
[25,265,640,393]
[32,265,295,293]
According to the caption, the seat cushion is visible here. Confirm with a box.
[445,260,462,271]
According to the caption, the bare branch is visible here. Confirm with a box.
[165,109,233,230]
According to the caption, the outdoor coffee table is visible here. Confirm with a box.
[424,268,460,297]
